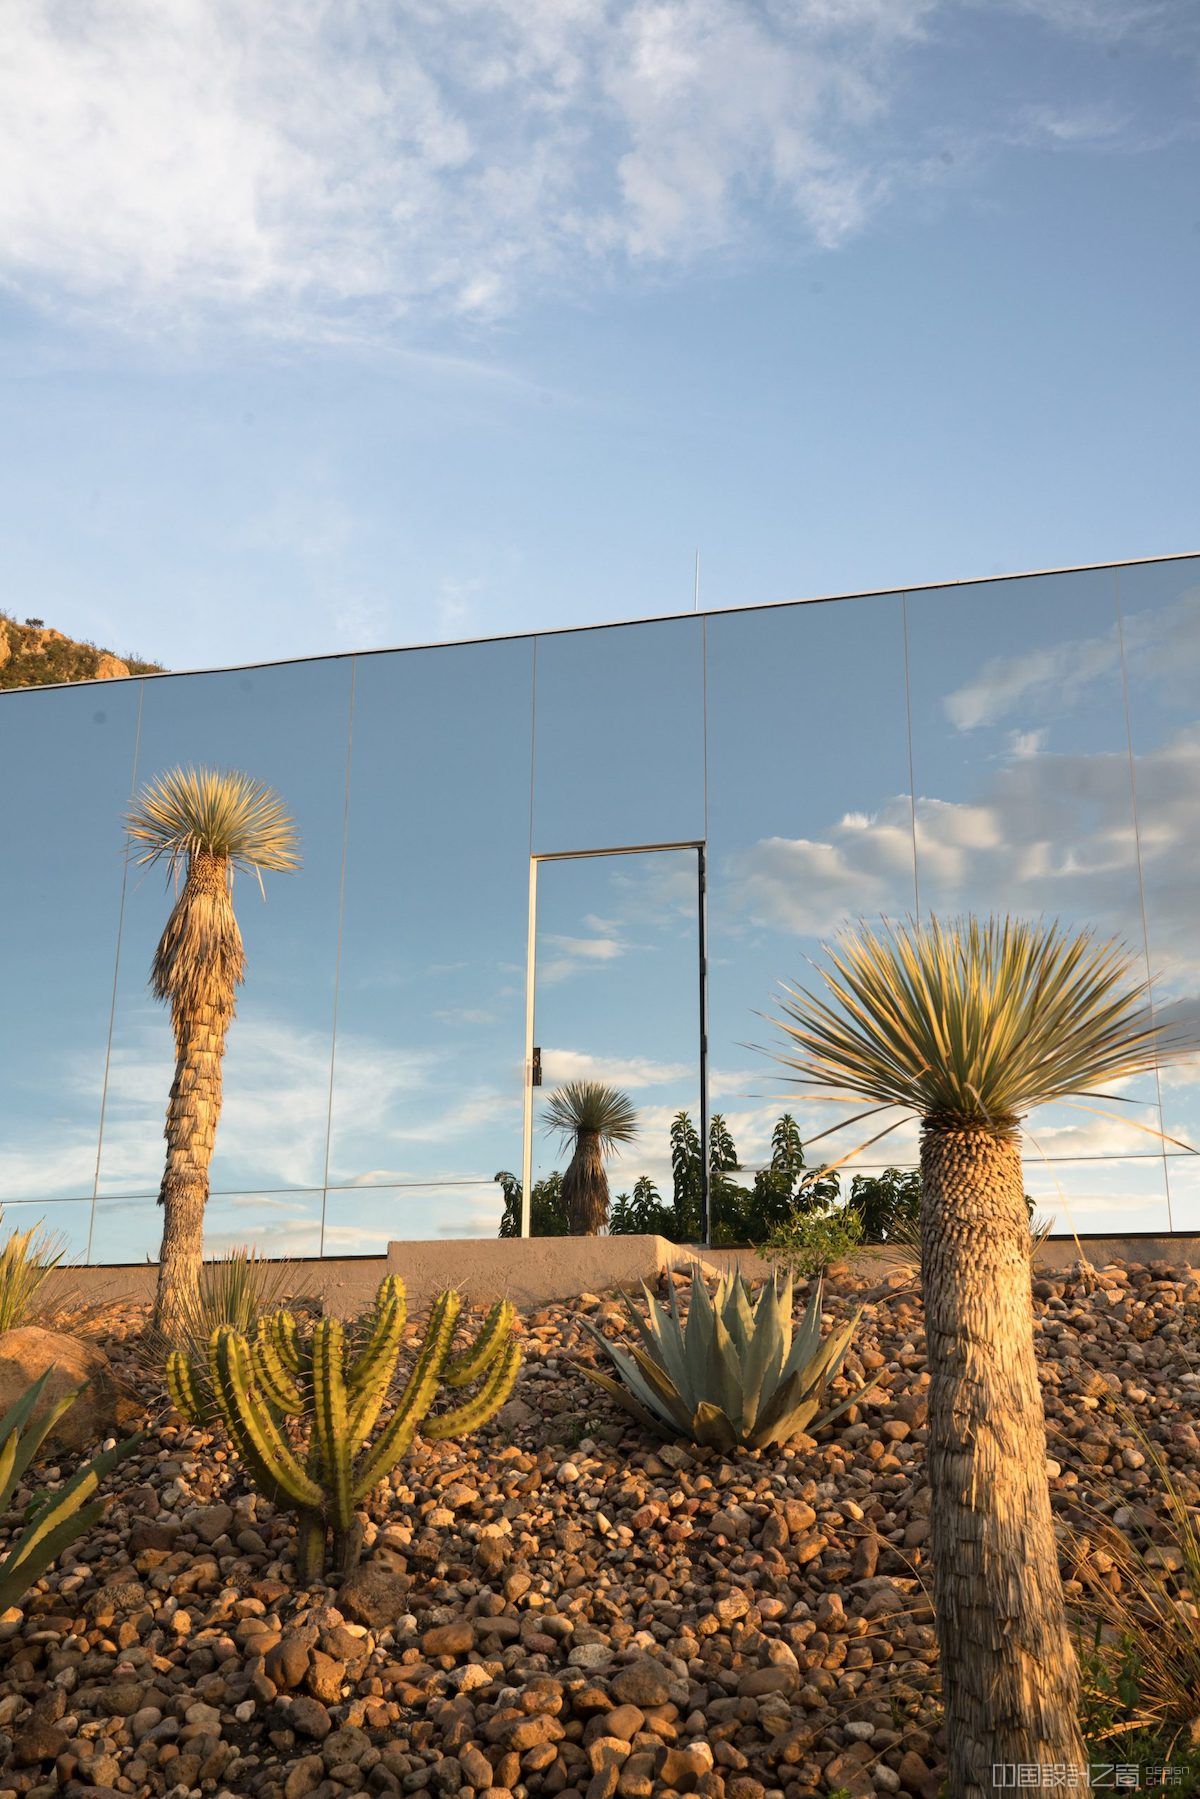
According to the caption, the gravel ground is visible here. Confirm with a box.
[0,1257,1197,1799]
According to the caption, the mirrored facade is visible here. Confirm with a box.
[2,552,1197,1259]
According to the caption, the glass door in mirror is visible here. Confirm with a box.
[529,849,700,1236]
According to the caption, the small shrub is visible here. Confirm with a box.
[1072,1432,1200,1778]
[0,1370,140,1608]
[764,1204,864,1278]
[166,1273,521,1581]
[578,1265,876,1450]
[0,1212,67,1332]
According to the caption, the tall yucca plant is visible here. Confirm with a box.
[543,1082,638,1236]
[127,767,299,1337]
[769,915,1189,1796]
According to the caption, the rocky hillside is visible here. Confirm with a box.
[0,613,163,690]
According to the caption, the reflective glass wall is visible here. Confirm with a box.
[1,553,1196,1258]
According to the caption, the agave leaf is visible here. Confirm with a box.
[625,1343,695,1432]
[691,1401,739,1452]
[721,1269,755,1359]
[594,1337,685,1433]
[781,1273,827,1383]
[750,1362,823,1445]
[684,1265,716,1382]
[812,1369,883,1432]
[740,1276,788,1439]
[749,1391,822,1449]
[577,1363,659,1433]
[704,1304,743,1423]
[641,1283,696,1412]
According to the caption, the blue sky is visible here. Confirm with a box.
[1,0,1197,671]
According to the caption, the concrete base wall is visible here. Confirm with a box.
[45,1232,1200,1318]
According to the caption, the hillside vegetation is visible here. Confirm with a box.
[0,613,163,690]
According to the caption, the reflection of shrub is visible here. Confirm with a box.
[0,1212,67,1332]
[763,1205,865,1278]
[496,1171,568,1237]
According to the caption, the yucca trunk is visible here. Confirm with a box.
[152,851,241,1336]
[563,1128,608,1235]
[920,1123,1085,1794]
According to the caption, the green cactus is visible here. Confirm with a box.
[166,1274,520,1581]
[0,1369,141,1610]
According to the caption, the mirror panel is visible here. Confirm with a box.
[905,569,1163,1213]
[327,639,532,1191]
[0,681,141,1203]
[705,594,915,1177]
[203,1191,325,1260]
[1021,1155,1170,1239]
[531,850,700,1215]
[532,617,704,854]
[323,1184,509,1252]
[96,659,351,1206]
[1117,556,1200,1228]
[1,1197,96,1263]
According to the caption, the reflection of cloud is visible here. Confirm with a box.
[942,579,1200,730]
[540,926,628,985]
[540,1047,691,1090]
[731,801,917,936]
[434,1007,498,1026]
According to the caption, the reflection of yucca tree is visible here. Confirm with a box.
[127,768,299,1337]
[543,1082,638,1235]
[770,914,1189,1794]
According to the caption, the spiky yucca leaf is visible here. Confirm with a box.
[127,766,299,880]
[579,1266,874,1450]
[771,915,1184,1132]
[542,1082,639,1151]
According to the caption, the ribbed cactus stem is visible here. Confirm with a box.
[352,1289,461,1500]
[270,1310,304,1375]
[252,1320,304,1414]
[347,1275,407,1397]
[443,1298,516,1388]
[166,1349,209,1424]
[211,1326,324,1512]
[311,1318,354,1532]
[425,1337,522,1439]
[346,1285,406,1454]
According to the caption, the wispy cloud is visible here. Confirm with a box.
[37,0,1195,342]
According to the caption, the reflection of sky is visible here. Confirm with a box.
[532,851,700,1200]
[2,556,1199,1254]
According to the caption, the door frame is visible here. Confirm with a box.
[521,840,710,1244]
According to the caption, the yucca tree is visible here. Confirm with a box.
[127,767,299,1337]
[543,1082,638,1235]
[769,915,1187,1797]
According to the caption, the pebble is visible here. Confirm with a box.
[0,1262,1194,1799]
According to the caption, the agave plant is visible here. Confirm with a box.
[578,1265,874,1450]
[543,1082,639,1236]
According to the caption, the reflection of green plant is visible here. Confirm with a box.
[609,1177,674,1236]
[0,1212,67,1332]
[0,1371,140,1609]
[127,766,300,1338]
[543,1082,639,1236]
[764,1205,865,1278]
[167,1274,520,1581]
[844,1168,921,1243]
[578,1265,874,1450]
[496,1171,568,1237]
